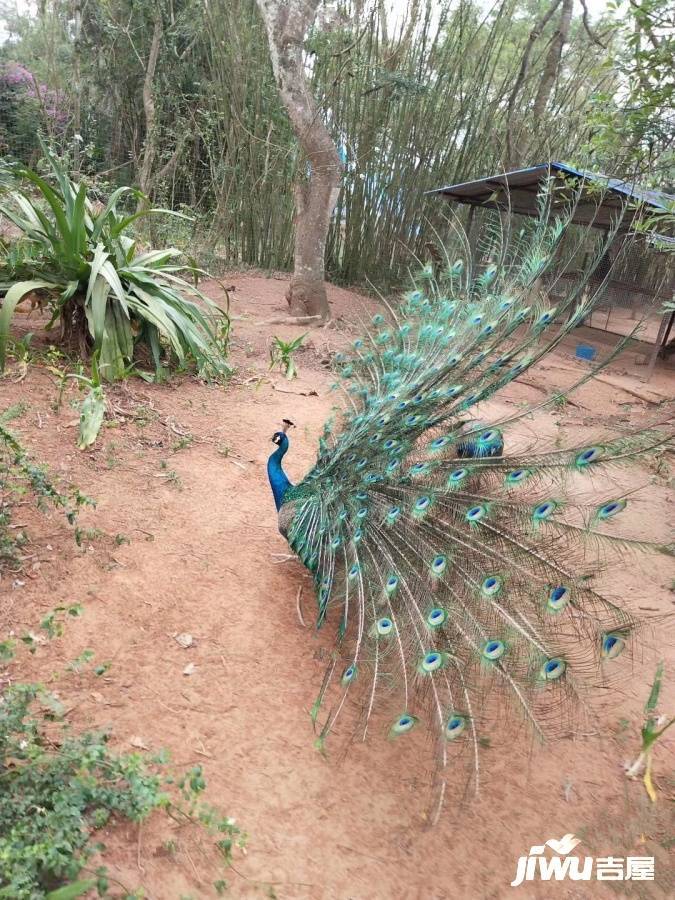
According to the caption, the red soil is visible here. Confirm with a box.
[1,273,673,899]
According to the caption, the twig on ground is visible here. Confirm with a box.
[296,585,306,627]
[272,384,319,397]
[137,822,145,873]
[262,315,321,326]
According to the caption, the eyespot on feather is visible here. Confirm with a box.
[389,714,418,738]
[547,585,570,612]
[481,575,503,597]
[575,446,603,467]
[540,657,566,680]
[601,632,626,659]
[427,607,448,628]
[466,504,487,523]
[595,499,627,521]
[418,651,447,674]
[532,500,558,522]
[445,714,467,740]
[482,639,506,661]
[341,664,357,685]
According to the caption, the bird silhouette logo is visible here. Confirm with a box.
[529,834,582,856]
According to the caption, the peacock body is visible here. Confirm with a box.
[266,194,671,821]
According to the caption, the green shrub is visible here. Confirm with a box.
[0,424,244,896]
[0,142,230,381]
[0,680,244,898]
[0,416,91,570]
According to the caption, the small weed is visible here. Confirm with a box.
[269,333,308,380]
[75,527,104,546]
[67,648,95,673]
[163,839,178,856]
[157,461,182,489]
[8,332,34,362]
[40,604,84,640]
[0,420,91,567]
[0,401,29,423]
[217,444,230,458]
[105,442,121,468]
[172,434,194,452]
[133,404,158,428]
[625,661,674,801]
[48,365,71,411]
[114,533,131,546]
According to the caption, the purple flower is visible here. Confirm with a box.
[1,61,68,127]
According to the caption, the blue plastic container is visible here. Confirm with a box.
[575,343,597,361]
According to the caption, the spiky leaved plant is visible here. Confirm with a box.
[0,142,230,381]
[269,332,308,379]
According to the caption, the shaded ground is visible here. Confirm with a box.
[1,273,674,899]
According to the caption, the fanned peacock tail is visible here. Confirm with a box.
[274,188,673,823]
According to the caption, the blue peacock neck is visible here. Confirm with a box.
[267,432,292,511]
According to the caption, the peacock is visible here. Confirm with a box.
[266,191,671,822]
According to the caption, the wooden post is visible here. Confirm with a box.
[643,311,671,382]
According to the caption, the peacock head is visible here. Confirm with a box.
[271,418,295,447]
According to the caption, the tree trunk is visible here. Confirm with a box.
[256,0,342,321]
[72,0,82,173]
[532,0,574,123]
[137,14,163,211]
[504,0,563,168]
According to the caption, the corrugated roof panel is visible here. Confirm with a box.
[429,162,674,228]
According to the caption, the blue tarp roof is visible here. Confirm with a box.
[429,162,674,231]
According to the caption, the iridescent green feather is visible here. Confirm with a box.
[275,186,672,821]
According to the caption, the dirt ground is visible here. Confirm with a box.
[1,273,674,900]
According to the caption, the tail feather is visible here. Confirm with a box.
[281,188,671,816]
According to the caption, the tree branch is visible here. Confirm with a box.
[579,0,607,48]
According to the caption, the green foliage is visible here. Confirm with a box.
[0,416,91,570]
[0,436,244,894]
[585,0,673,179]
[68,354,107,450]
[269,333,307,380]
[0,682,167,896]
[2,0,668,288]
[0,679,245,897]
[626,661,674,802]
[0,142,231,381]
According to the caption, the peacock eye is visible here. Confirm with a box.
[445,714,466,740]
[547,585,570,612]
[482,639,506,661]
[601,632,626,659]
[389,713,418,737]
[540,657,566,680]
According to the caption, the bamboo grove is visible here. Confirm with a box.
[0,0,672,288]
